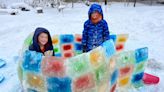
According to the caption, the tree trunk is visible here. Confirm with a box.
[72,0,74,8]
[105,0,107,5]
[134,0,136,7]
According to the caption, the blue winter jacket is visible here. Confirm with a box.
[29,27,54,55]
[82,4,110,52]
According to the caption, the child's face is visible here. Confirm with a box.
[91,11,102,24]
[38,33,48,46]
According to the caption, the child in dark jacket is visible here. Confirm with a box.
[29,27,54,56]
[82,4,110,52]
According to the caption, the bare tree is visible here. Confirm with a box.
[24,0,63,7]
[0,0,6,9]
[134,0,136,7]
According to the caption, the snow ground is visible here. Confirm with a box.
[0,2,164,92]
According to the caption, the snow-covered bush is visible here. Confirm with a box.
[0,9,19,15]
[0,3,7,9]
[24,0,64,8]
[9,3,31,11]
[36,7,43,13]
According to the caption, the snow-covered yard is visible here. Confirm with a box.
[0,2,164,92]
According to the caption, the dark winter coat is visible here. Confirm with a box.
[82,4,110,52]
[29,27,54,55]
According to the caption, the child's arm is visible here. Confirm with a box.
[82,23,88,52]
[103,20,110,41]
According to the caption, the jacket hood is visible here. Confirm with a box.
[88,4,103,20]
[29,27,53,53]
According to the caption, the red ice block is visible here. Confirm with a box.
[119,66,133,77]
[116,44,124,51]
[42,57,65,77]
[143,73,160,85]
[62,44,73,51]
[73,73,95,91]
[75,34,82,42]
[110,84,116,92]
[63,51,74,58]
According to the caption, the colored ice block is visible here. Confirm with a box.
[25,72,45,91]
[119,76,130,87]
[101,39,116,59]
[110,83,117,92]
[73,73,95,92]
[111,69,118,86]
[116,43,124,51]
[42,56,65,77]
[135,47,148,63]
[134,62,145,73]
[66,53,90,78]
[119,66,133,77]
[60,35,74,44]
[22,50,43,72]
[74,43,82,51]
[110,34,117,43]
[52,35,60,45]
[63,51,74,58]
[116,34,128,43]
[89,47,106,67]
[131,72,144,88]
[94,64,108,84]
[75,34,82,43]
[46,77,72,92]
[62,44,73,51]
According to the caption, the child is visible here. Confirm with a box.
[29,27,54,56]
[82,4,110,52]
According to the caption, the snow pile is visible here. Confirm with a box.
[58,5,66,12]
[9,3,31,11]
[0,9,19,15]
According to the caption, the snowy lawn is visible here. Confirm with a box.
[0,2,164,92]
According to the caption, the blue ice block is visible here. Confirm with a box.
[135,47,148,63]
[102,39,116,58]
[46,77,72,92]
[60,35,74,44]
[22,50,43,72]
[111,69,118,86]
[74,43,82,51]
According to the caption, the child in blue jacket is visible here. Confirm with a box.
[82,4,110,52]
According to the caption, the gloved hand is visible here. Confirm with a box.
[82,45,87,52]
[44,50,53,56]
